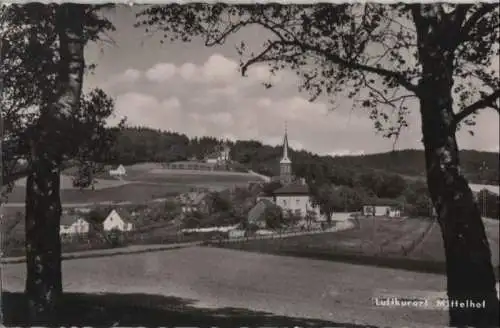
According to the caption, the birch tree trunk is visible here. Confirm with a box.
[414,6,499,326]
[24,4,85,323]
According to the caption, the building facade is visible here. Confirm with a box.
[60,216,90,236]
[362,205,401,218]
[273,184,323,219]
[103,209,134,232]
[109,164,126,177]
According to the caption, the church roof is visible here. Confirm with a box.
[280,123,291,164]
[273,183,310,195]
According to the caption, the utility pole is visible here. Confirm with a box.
[480,161,488,218]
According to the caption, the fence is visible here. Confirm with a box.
[207,220,355,246]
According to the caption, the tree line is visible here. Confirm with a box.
[110,126,499,186]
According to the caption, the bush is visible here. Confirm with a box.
[264,205,284,230]
[107,228,124,248]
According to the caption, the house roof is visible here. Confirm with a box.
[178,192,208,205]
[273,183,310,195]
[364,198,403,207]
[109,208,133,223]
[470,183,499,196]
[247,199,276,224]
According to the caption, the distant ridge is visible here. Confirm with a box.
[106,127,499,186]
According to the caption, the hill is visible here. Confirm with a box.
[326,149,499,185]
[108,127,498,185]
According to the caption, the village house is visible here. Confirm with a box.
[362,204,401,218]
[60,215,90,236]
[205,142,231,166]
[109,164,126,178]
[102,209,134,232]
[177,191,209,215]
[273,184,323,219]
[247,198,276,229]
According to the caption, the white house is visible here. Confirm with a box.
[273,184,324,220]
[103,209,134,232]
[204,143,231,165]
[470,184,499,196]
[60,215,90,236]
[205,156,219,164]
[109,164,126,178]
[362,205,401,218]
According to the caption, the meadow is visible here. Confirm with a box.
[125,169,264,184]
[215,217,500,276]
[410,217,499,265]
[5,163,265,205]
[5,182,184,204]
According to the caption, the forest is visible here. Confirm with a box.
[110,126,499,185]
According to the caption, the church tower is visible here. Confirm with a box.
[279,123,293,185]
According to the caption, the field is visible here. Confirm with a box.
[4,163,265,205]
[410,218,500,265]
[2,246,450,327]
[14,175,131,190]
[216,217,500,275]
[5,182,185,204]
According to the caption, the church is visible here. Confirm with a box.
[268,126,323,220]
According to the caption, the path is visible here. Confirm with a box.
[248,170,271,182]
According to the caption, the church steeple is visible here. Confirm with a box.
[279,122,292,184]
[280,122,291,165]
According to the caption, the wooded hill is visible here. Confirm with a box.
[110,127,498,185]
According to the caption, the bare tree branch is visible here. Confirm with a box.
[454,89,500,124]
[460,4,498,39]
[293,41,420,94]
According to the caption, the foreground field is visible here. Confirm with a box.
[2,246,448,327]
[216,217,500,275]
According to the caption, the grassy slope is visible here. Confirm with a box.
[6,164,264,204]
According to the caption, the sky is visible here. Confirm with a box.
[84,5,500,156]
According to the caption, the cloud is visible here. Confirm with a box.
[104,53,498,156]
[145,63,176,83]
[178,63,198,81]
[201,54,239,83]
[122,68,141,82]
[143,53,294,87]
[101,68,142,89]
[112,92,182,129]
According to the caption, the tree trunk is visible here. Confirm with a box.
[418,48,499,328]
[24,143,63,323]
[23,4,86,323]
